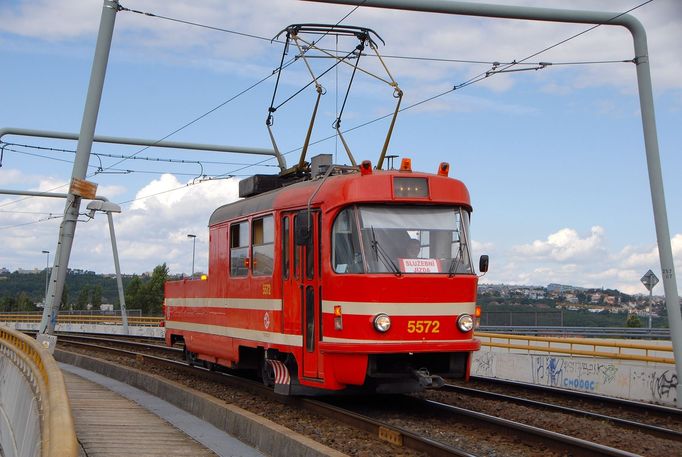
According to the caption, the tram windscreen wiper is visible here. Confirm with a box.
[448,251,461,277]
[370,227,401,276]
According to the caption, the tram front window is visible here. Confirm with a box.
[331,205,474,274]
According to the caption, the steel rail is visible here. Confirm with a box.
[55,333,180,354]
[442,383,682,441]
[56,338,480,457]
[407,396,641,457]
[58,336,652,455]
[470,376,682,417]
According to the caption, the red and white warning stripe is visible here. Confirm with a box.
[268,360,290,385]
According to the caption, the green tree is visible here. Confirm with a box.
[626,313,642,328]
[124,275,144,311]
[123,264,169,315]
[1,296,16,312]
[91,285,103,309]
[60,284,69,310]
[76,286,90,310]
[16,292,35,311]
[143,264,168,315]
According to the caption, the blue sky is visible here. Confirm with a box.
[0,0,680,294]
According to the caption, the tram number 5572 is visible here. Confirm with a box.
[407,320,440,334]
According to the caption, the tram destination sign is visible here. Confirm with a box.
[640,269,659,291]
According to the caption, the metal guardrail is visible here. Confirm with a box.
[479,326,671,339]
[477,331,674,364]
[0,327,78,456]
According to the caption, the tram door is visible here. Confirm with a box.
[295,211,322,380]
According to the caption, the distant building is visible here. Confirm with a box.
[100,304,114,312]
[528,289,545,300]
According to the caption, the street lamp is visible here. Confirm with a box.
[41,250,50,308]
[85,200,129,335]
[187,234,197,277]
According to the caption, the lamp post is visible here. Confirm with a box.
[187,234,197,277]
[41,250,50,308]
[85,200,129,334]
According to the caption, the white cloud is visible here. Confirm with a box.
[484,228,681,294]
[109,174,241,274]
[0,1,101,39]
[0,171,241,275]
[514,226,606,261]
[2,0,680,95]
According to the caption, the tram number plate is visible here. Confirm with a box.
[406,320,440,334]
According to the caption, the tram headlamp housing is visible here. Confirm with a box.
[457,314,474,332]
[373,313,391,332]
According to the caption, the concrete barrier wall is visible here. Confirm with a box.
[471,350,678,407]
[6,322,165,339]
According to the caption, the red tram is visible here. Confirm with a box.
[164,157,488,394]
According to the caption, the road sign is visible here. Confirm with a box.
[640,269,659,291]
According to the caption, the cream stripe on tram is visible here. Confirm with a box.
[165,297,282,310]
[321,300,476,316]
[165,321,302,346]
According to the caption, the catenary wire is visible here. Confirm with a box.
[99,0,645,175]
[1,0,651,223]
[3,142,279,167]
[0,2,364,213]
[118,3,635,68]
[207,0,654,177]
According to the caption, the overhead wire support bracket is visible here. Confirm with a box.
[486,62,551,76]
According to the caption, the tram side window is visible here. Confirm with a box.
[252,216,274,276]
[230,221,249,277]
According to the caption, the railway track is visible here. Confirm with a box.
[440,381,682,442]
[56,336,463,456]
[469,375,682,419]
[53,333,678,456]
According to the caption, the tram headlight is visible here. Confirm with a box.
[373,313,391,332]
[457,314,474,332]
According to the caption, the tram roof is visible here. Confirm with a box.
[208,170,471,227]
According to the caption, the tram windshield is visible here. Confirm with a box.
[332,205,474,275]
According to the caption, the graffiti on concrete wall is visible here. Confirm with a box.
[531,356,619,392]
[473,351,494,377]
[632,369,678,403]
[652,370,677,401]
[472,351,676,406]
[532,356,564,387]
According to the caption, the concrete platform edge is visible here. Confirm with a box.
[54,349,347,457]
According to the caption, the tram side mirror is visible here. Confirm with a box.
[295,218,311,246]
[479,255,489,273]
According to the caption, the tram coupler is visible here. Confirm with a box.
[412,368,444,389]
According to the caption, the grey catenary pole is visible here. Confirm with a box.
[31,0,286,336]
[308,0,682,407]
[39,0,119,334]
